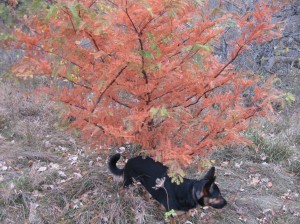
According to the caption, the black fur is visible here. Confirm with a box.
[109,153,227,211]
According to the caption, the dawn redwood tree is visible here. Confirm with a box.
[11,0,280,179]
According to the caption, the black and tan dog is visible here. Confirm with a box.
[109,153,227,212]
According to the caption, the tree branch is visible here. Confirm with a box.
[62,7,77,33]
[92,64,129,113]
[125,3,151,104]
[184,43,245,108]
[111,96,132,109]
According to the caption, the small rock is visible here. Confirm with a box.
[68,155,78,165]
[222,161,229,167]
[1,166,8,171]
[74,172,82,178]
[28,202,42,224]
[38,166,47,172]
[69,137,76,145]
[282,205,288,213]
[43,185,54,190]
[58,171,67,178]
[58,146,69,151]
[184,221,193,224]
[68,155,78,161]
[102,217,108,222]
[9,182,15,190]
[235,161,243,168]
[44,141,51,148]
[238,215,247,222]
[267,182,273,188]
[260,153,267,161]
[49,163,60,169]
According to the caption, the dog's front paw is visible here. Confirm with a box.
[188,208,198,217]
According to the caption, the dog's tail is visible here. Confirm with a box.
[108,153,124,176]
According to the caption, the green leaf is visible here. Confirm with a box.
[150,107,159,117]
[0,32,9,41]
[182,45,193,52]
[160,107,168,116]
[194,52,203,67]
[147,32,155,40]
[164,209,176,221]
[168,9,177,18]
[68,4,81,26]
[139,50,154,59]
[183,43,210,52]
[138,2,153,17]
[178,175,183,183]
[149,63,161,71]
[150,42,161,57]
[285,92,295,106]
[194,43,211,51]
[46,5,58,19]
[150,42,157,50]
[273,77,282,85]
[161,34,172,44]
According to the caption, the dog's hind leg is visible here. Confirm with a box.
[122,173,134,188]
[123,179,133,187]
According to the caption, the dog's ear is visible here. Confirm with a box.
[203,167,216,193]
[204,167,215,181]
[195,179,209,199]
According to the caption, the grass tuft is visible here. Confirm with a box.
[246,131,293,163]
[289,160,300,178]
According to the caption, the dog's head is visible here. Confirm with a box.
[193,167,227,209]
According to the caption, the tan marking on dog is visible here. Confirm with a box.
[203,197,210,205]
[208,198,223,204]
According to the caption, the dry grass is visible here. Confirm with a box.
[0,80,57,147]
[0,80,299,224]
[246,130,293,163]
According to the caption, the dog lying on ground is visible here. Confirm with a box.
[108,153,227,212]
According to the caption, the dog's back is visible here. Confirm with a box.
[125,156,167,179]
[108,153,167,178]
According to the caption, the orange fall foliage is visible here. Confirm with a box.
[11,0,281,177]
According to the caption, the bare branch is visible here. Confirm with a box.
[92,64,129,113]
